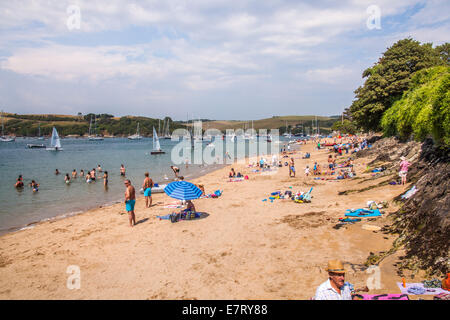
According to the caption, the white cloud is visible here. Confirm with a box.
[0,0,447,119]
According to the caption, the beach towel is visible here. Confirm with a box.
[157,212,201,222]
[361,294,409,300]
[163,204,185,209]
[345,209,381,218]
[157,213,173,220]
[401,185,417,199]
[396,282,449,295]
[339,218,361,223]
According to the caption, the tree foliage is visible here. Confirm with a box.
[347,38,445,131]
[2,114,185,137]
[381,66,450,145]
[331,119,358,135]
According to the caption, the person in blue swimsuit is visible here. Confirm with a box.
[142,172,154,208]
[124,179,136,227]
[29,180,39,192]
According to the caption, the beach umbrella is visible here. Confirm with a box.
[164,181,202,200]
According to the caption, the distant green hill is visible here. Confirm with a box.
[1,113,184,137]
[2,113,340,136]
[193,115,339,135]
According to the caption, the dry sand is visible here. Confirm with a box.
[0,141,429,299]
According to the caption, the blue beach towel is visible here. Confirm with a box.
[345,209,381,218]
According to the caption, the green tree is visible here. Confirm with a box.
[331,119,358,135]
[435,43,450,65]
[381,66,450,145]
[347,38,443,131]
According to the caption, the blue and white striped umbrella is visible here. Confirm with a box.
[164,181,202,200]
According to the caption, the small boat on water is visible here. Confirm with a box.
[128,122,143,140]
[1,111,15,142]
[46,127,63,151]
[88,115,104,141]
[27,144,46,149]
[36,123,45,140]
[150,127,165,154]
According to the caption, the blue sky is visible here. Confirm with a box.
[0,0,448,120]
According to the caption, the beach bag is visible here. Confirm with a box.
[170,213,181,223]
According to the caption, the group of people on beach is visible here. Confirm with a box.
[123,167,202,228]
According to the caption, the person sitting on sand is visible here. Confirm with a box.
[314,260,353,300]
[183,200,196,213]
[196,184,205,196]
[229,168,236,178]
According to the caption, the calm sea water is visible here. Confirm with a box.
[0,136,292,234]
[0,137,227,234]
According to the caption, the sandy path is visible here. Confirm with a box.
[0,142,418,299]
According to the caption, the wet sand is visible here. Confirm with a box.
[0,141,428,299]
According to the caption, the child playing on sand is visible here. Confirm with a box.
[305,165,310,176]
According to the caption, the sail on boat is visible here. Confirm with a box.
[128,122,142,140]
[150,127,165,154]
[46,127,63,151]
[1,111,15,142]
[37,123,44,140]
[88,115,104,141]
[163,118,171,139]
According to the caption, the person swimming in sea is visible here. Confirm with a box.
[97,164,102,172]
[120,164,126,177]
[15,178,24,188]
[170,165,180,179]
[90,168,96,181]
[103,171,108,187]
[65,173,71,184]
[29,180,39,192]
[55,169,60,175]
[85,173,92,183]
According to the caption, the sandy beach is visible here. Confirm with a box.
[0,141,429,299]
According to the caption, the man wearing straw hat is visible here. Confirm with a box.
[314,260,353,300]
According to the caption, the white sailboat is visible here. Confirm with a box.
[1,111,15,142]
[163,118,171,139]
[150,127,165,154]
[46,127,63,151]
[88,115,104,141]
[37,123,44,140]
[128,122,142,140]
